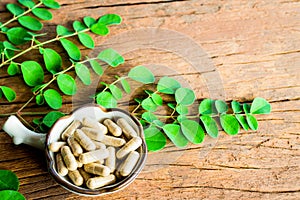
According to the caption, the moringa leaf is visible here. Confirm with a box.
[200,115,219,138]
[231,100,242,113]
[7,27,30,45]
[7,62,20,76]
[75,63,91,85]
[6,4,24,16]
[199,99,216,115]
[167,103,176,110]
[57,74,77,95]
[121,78,130,94]
[78,33,94,49]
[144,126,166,152]
[32,8,53,20]
[96,91,117,108]
[177,115,188,123]
[250,97,271,114]
[0,86,16,102]
[44,89,62,109]
[151,93,163,106]
[142,111,158,123]
[56,25,74,36]
[89,60,103,75]
[180,120,205,144]
[157,76,181,94]
[153,119,164,128]
[215,100,228,113]
[109,84,122,100]
[128,66,155,84]
[98,48,124,67]
[18,0,35,8]
[4,49,15,59]
[153,120,164,128]
[144,90,154,96]
[42,48,62,74]
[235,114,249,131]
[134,98,142,104]
[175,88,195,106]
[163,124,188,148]
[18,16,43,31]
[98,14,122,26]
[176,104,189,115]
[246,114,258,130]
[73,21,87,32]
[42,111,65,128]
[0,169,19,191]
[243,103,251,114]
[3,41,20,51]
[83,16,96,27]
[60,38,81,61]
[42,0,60,9]
[220,114,240,135]
[35,94,44,105]
[0,190,25,200]
[91,23,109,35]
[141,98,158,112]
[21,61,44,86]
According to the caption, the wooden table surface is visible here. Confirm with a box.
[0,0,299,199]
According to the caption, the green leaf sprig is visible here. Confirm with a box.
[0,1,272,154]
[0,170,25,200]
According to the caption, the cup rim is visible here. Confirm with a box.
[45,104,148,196]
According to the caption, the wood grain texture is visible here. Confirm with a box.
[0,0,299,199]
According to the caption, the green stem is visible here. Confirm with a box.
[170,105,177,117]
[101,76,128,93]
[0,28,90,67]
[16,112,35,130]
[19,57,98,115]
[17,96,35,114]
[131,89,159,114]
[131,104,141,114]
[0,2,43,30]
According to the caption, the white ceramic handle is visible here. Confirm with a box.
[2,115,46,150]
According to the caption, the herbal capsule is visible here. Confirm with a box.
[74,129,96,151]
[56,153,68,176]
[118,151,140,176]
[68,170,84,186]
[86,174,116,189]
[117,118,138,139]
[116,137,142,159]
[103,119,122,137]
[101,135,126,147]
[48,141,66,152]
[61,120,81,140]
[81,127,104,141]
[82,117,108,134]
[79,149,109,164]
[105,146,116,173]
[61,146,77,171]
[76,159,83,168]
[93,140,106,149]
[78,168,91,183]
[95,159,105,165]
[84,163,111,177]
[67,136,83,156]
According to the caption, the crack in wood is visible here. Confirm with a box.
[270,49,300,56]
[69,0,189,10]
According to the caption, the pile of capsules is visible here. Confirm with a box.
[48,117,142,190]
